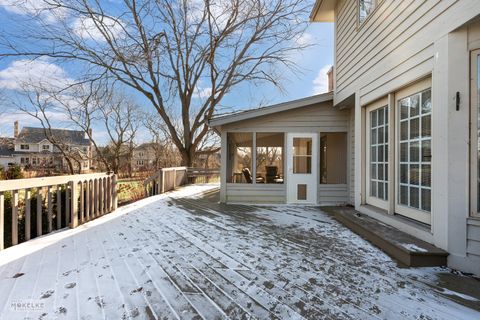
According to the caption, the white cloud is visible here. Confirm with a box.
[312,65,332,94]
[193,87,212,100]
[0,110,69,136]
[0,0,68,23]
[0,58,72,91]
[295,33,315,47]
[72,15,125,42]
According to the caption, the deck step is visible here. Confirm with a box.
[321,206,448,267]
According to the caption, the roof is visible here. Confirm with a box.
[15,127,90,146]
[0,137,14,157]
[209,92,333,127]
[310,0,336,22]
[135,142,158,151]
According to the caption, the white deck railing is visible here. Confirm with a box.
[0,172,117,250]
[144,167,219,197]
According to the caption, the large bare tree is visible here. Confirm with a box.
[1,0,311,166]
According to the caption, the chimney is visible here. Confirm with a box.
[327,66,334,92]
[14,121,19,138]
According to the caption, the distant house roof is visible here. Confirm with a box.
[0,137,14,157]
[15,127,90,146]
[135,142,157,151]
[209,92,333,128]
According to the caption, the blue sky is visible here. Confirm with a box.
[0,1,334,143]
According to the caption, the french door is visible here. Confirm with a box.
[471,50,480,217]
[366,98,389,210]
[286,133,318,204]
[394,78,432,224]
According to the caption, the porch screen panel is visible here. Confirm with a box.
[256,133,284,184]
[227,132,253,183]
[369,106,388,200]
[398,89,432,212]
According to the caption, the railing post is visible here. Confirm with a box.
[65,185,70,226]
[69,181,78,228]
[161,169,165,194]
[173,169,177,190]
[112,174,118,210]
[80,181,84,224]
[0,192,4,250]
[25,188,31,241]
[12,190,18,246]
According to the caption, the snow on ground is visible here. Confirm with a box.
[0,184,479,320]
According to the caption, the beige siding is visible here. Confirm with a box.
[467,220,480,259]
[334,0,480,105]
[226,184,286,203]
[318,184,348,204]
[222,102,349,132]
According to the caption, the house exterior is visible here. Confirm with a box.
[309,0,480,275]
[211,0,480,275]
[0,122,92,173]
[131,143,157,171]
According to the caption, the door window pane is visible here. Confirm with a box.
[369,105,389,201]
[398,89,432,212]
[293,138,312,174]
[256,133,284,184]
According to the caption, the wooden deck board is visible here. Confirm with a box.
[0,185,479,320]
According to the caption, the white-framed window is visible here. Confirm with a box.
[358,0,379,25]
[395,79,432,224]
[366,98,389,210]
[42,145,50,150]
[20,144,29,150]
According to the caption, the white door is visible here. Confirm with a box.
[287,133,318,204]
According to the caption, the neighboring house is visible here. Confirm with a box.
[0,137,15,168]
[211,0,480,275]
[2,121,92,173]
[132,143,157,171]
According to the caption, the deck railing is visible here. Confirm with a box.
[0,172,117,250]
[144,167,219,197]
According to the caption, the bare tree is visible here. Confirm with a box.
[14,88,84,174]
[1,0,311,166]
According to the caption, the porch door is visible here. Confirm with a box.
[287,133,318,204]
[471,50,480,216]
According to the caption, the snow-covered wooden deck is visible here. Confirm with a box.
[0,185,479,320]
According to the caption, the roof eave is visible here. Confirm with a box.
[309,0,336,22]
[209,91,333,128]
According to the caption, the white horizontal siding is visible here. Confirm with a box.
[334,0,480,105]
[467,221,480,258]
[318,184,348,204]
[222,103,349,132]
[226,184,286,204]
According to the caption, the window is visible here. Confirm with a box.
[256,133,284,184]
[369,106,388,200]
[32,157,37,165]
[320,132,347,184]
[139,152,144,157]
[358,0,379,24]
[227,132,253,183]
[398,89,432,213]
[20,144,29,150]
[293,138,312,174]
[42,145,50,150]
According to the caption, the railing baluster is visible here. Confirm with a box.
[47,186,52,233]
[12,190,18,245]
[85,180,90,221]
[0,192,4,250]
[94,179,98,218]
[70,181,78,228]
[80,181,84,224]
[103,178,107,213]
[57,186,62,229]
[98,178,103,216]
[112,175,118,210]
[65,185,70,226]
[37,188,42,237]
[25,188,31,241]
